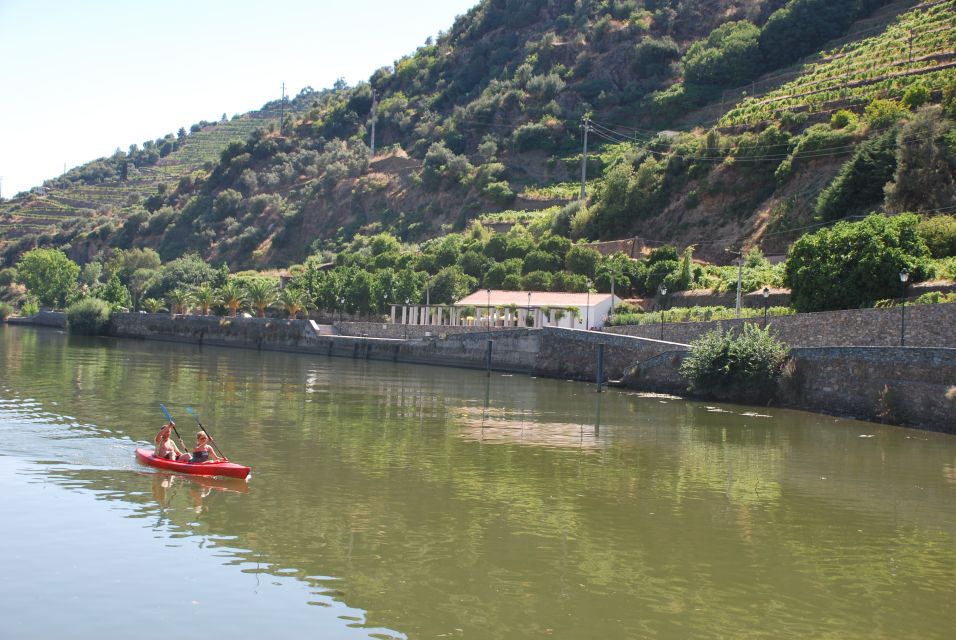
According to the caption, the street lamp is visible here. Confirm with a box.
[527,291,532,327]
[486,288,491,327]
[404,297,410,340]
[899,268,909,346]
[658,283,667,340]
[762,287,770,328]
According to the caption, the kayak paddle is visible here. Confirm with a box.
[186,407,228,460]
[159,403,188,451]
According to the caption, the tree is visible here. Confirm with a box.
[128,268,158,311]
[244,279,277,317]
[15,248,80,308]
[278,287,309,319]
[429,266,477,304]
[218,281,245,317]
[193,284,215,315]
[166,288,192,315]
[95,273,132,310]
[885,107,956,214]
[784,213,931,312]
[566,245,601,277]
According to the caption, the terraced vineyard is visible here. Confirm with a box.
[720,0,955,126]
[0,109,285,241]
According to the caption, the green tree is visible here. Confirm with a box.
[278,287,309,319]
[429,265,477,304]
[784,213,931,311]
[218,281,245,317]
[814,129,897,221]
[15,248,80,308]
[244,279,278,317]
[193,283,215,315]
[566,245,601,277]
[95,273,132,310]
[885,107,956,213]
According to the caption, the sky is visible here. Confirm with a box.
[0,0,478,197]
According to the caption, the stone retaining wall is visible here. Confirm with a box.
[782,347,956,432]
[94,313,955,431]
[605,303,956,348]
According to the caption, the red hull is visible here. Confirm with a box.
[135,448,251,479]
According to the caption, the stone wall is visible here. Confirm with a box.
[605,303,956,348]
[109,313,319,348]
[96,313,955,431]
[783,347,956,433]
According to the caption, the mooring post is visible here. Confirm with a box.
[596,342,605,392]
[486,339,493,376]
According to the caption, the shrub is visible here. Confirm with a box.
[901,84,931,110]
[830,110,857,129]
[679,324,790,403]
[916,215,956,258]
[864,99,905,128]
[785,213,931,311]
[66,298,111,335]
[0,301,12,320]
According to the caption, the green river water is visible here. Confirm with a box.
[0,324,954,639]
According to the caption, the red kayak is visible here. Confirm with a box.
[135,448,251,479]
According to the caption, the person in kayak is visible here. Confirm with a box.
[189,430,223,464]
[154,422,189,462]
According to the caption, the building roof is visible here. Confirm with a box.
[454,290,616,308]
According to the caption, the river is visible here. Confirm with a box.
[1,324,954,639]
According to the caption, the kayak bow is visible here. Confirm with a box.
[135,448,251,479]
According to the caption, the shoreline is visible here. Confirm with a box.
[3,313,954,433]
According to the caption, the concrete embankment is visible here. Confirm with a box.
[7,312,953,432]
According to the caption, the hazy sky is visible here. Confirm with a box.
[0,0,478,197]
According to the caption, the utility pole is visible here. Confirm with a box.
[370,88,377,158]
[579,116,590,200]
[279,82,286,136]
[726,248,743,319]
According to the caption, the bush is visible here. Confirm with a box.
[917,215,956,258]
[66,298,111,335]
[830,110,857,129]
[864,99,905,128]
[0,301,12,320]
[785,213,931,311]
[679,324,790,403]
[901,84,931,110]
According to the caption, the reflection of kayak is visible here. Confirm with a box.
[135,448,251,479]
[150,471,250,494]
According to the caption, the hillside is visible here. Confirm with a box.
[1,0,954,269]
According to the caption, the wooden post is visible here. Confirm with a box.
[596,342,605,392]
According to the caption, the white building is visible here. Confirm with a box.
[390,290,621,330]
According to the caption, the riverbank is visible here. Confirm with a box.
[4,312,954,432]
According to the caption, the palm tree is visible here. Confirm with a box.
[166,288,192,316]
[244,279,277,318]
[566,306,581,328]
[193,284,215,316]
[278,287,309,319]
[141,298,165,313]
[218,281,245,317]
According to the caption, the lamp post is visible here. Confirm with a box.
[527,291,532,327]
[486,288,491,328]
[762,287,770,328]
[585,279,591,330]
[404,297,410,340]
[899,269,909,346]
[658,283,667,340]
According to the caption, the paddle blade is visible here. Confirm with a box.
[159,404,173,423]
